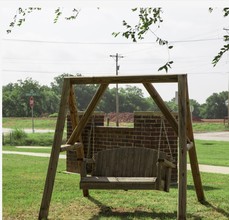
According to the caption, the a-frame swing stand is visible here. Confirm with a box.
[38,74,205,220]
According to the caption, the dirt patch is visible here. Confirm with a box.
[106,112,134,123]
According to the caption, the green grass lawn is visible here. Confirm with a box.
[3,117,58,130]
[3,117,229,132]
[3,139,229,167]
[2,145,52,153]
[194,140,229,167]
[2,154,229,220]
[193,122,229,132]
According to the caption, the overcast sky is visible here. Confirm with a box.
[1,1,229,104]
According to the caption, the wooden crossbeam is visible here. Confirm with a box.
[68,84,78,129]
[67,83,109,144]
[143,82,178,135]
[69,74,178,84]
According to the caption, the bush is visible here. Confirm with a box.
[24,133,54,146]
[3,130,54,146]
[11,128,27,145]
[49,113,58,117]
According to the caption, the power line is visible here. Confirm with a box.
[2,37,223,45]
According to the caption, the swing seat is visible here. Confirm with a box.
[80,147,175,196]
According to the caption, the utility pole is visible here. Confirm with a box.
[110,53,124,126]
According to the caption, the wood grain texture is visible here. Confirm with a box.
[68,74,179,84]
[178,75,187,220]
[39,78,71,220]
[67,84,109,144]
[80,147,175,192]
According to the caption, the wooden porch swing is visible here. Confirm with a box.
[38,74,205,220]
[80,116,176,195]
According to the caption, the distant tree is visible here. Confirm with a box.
[119,86,151,112]
[166,98,178,112]
[189,99,201,118]
[40,85,59,116]
[51,73,75,95]
[3,78,41,117]
[200,91,228,118]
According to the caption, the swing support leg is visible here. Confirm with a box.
[38,79,70,220]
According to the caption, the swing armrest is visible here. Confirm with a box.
[158,158,176,168]
[80,158,96,177]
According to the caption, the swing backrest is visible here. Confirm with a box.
[92,147,166,177]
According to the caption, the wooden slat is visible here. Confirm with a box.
[69,74,179,84]
[81,177,157,182]
[67,83,109,144]
[80,177,157,190]
[93,148,162,177]
[39,78,71,220]
[143,82,178,135]
[186,81,205,202]
[177,75,187,220]
[60,143,82,152]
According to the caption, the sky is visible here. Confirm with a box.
[1,0,229,104]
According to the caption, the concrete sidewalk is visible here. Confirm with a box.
[187,164,229,175]
[2,151,66,159]
[3,150,229,174]
[194,131,229,141]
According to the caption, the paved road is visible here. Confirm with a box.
[2,128,55,133]
[187,164,229,175]
[194,131,229,141]
[2,151,66,159]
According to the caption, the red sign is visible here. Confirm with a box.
[30,96,34,108]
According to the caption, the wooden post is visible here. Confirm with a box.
[38,79,70,220]
[185,81,205,202]
[68,85,85,169]
[67,83,109,144]
[68,85,89,196]
[178,75,187,220]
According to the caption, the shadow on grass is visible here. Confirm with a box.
[170,184,220,191]
[88,196,176,220]
[203,201,229,219]
[87,196,229,220]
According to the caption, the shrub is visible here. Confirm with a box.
[3,129,54,146]
[11,128,27,145]
[49,113,58,117]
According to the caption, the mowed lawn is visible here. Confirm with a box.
[3,139,229,167]
[3,117,229,132]
[3,117,229,219]
[2,153,229,220]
